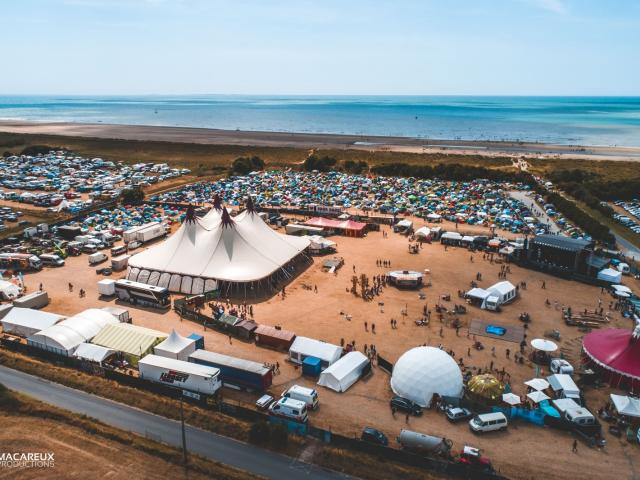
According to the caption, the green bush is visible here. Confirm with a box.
[120,187,145,205]
[20,145,56,156]
[231,156,265,175]
[303,155,338,172]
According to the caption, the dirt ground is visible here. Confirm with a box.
[0,415,244,480]
[21,218,640,480]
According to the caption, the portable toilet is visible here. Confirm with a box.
[302,356,322,377]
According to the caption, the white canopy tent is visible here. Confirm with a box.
[128,205,310,295]
[289,336,342,369]
[0,308,64,337]
[525,378,550,391]
[527,390,550,403]
[414,226,431,239]
[74,343,116,364]
[153,329,196,361]
[610,394,640,418]
[317,351,370,392]
[487,281,518,305]
[0,280,20,300]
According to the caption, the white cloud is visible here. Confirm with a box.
[524,0,567,15]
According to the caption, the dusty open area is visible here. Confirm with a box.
[17,215,640,480]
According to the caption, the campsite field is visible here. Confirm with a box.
[22,215,640,480]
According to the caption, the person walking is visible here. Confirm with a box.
[572,440,578,453]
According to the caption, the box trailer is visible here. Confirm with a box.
[111,254,131,271]
[13,291,49,309]
[123,223,155,243]
[135,224,166,243]
[188,349,272,392]
[138,354,222,396]
[97,279,116,296]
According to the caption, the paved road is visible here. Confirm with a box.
[0,366,349,480]
[509,191,561,233]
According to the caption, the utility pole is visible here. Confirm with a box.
[180,394,188,465]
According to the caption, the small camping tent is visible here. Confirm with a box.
[318,351,370,392]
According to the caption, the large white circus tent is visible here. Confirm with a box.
[127,199,311,296]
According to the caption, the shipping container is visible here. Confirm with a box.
[188,349,272,392]
[138,354,221,396]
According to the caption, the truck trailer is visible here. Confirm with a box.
[188,349,272,392]
[0,253,42,271]
[135,224,167,243]
[138,354,222,396]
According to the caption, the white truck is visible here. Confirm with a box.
[550,359,574,375]
[138,354,222,396]
[88,252,108,265]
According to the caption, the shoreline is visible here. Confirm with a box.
[1,120,640,161]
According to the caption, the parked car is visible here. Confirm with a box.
[446,406,473,423]
[361,427,388,446]
[390,396,423,416]
[255,394,275,410]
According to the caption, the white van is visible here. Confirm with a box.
[88,252,108,265]
[469,412,508,433]
[282,385,319,410]
[268,397,308,423]
[39,253,65,267]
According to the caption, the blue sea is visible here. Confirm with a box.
[1,95,639,147]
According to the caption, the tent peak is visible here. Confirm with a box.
[184,204,197,224]
[212,194,222,211]
[245,196,256,214]
[220,207,235,229]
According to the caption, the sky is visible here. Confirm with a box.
[1,0,639,95]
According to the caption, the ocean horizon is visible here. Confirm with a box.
[1,95,639,147]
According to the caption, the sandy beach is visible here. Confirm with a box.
[2,120,640,161]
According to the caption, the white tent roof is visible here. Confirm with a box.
[289,336,342,365]
[610,394,640,418]
[28,308,119,353]
[547,374,580,395]
[1,308,64,337]
[598,268,622,283]
[466,287,490,300]
[74,343,116,363]
[154,329,194,354]
[317,351,369,392]
[489,281,516,296]
[414,226,431,238]
[128,208,310,282]
[391,347,463,407]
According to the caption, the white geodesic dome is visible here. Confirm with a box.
[390,346,463,407]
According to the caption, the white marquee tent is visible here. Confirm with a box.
[27,308,120,356]
[0,307,64,337]
[154,329,196,361]
[598,268,622,284]
[289,336,342,369]
[317,351,370,392]
[128,203,310,295]
[74,343,116,364]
